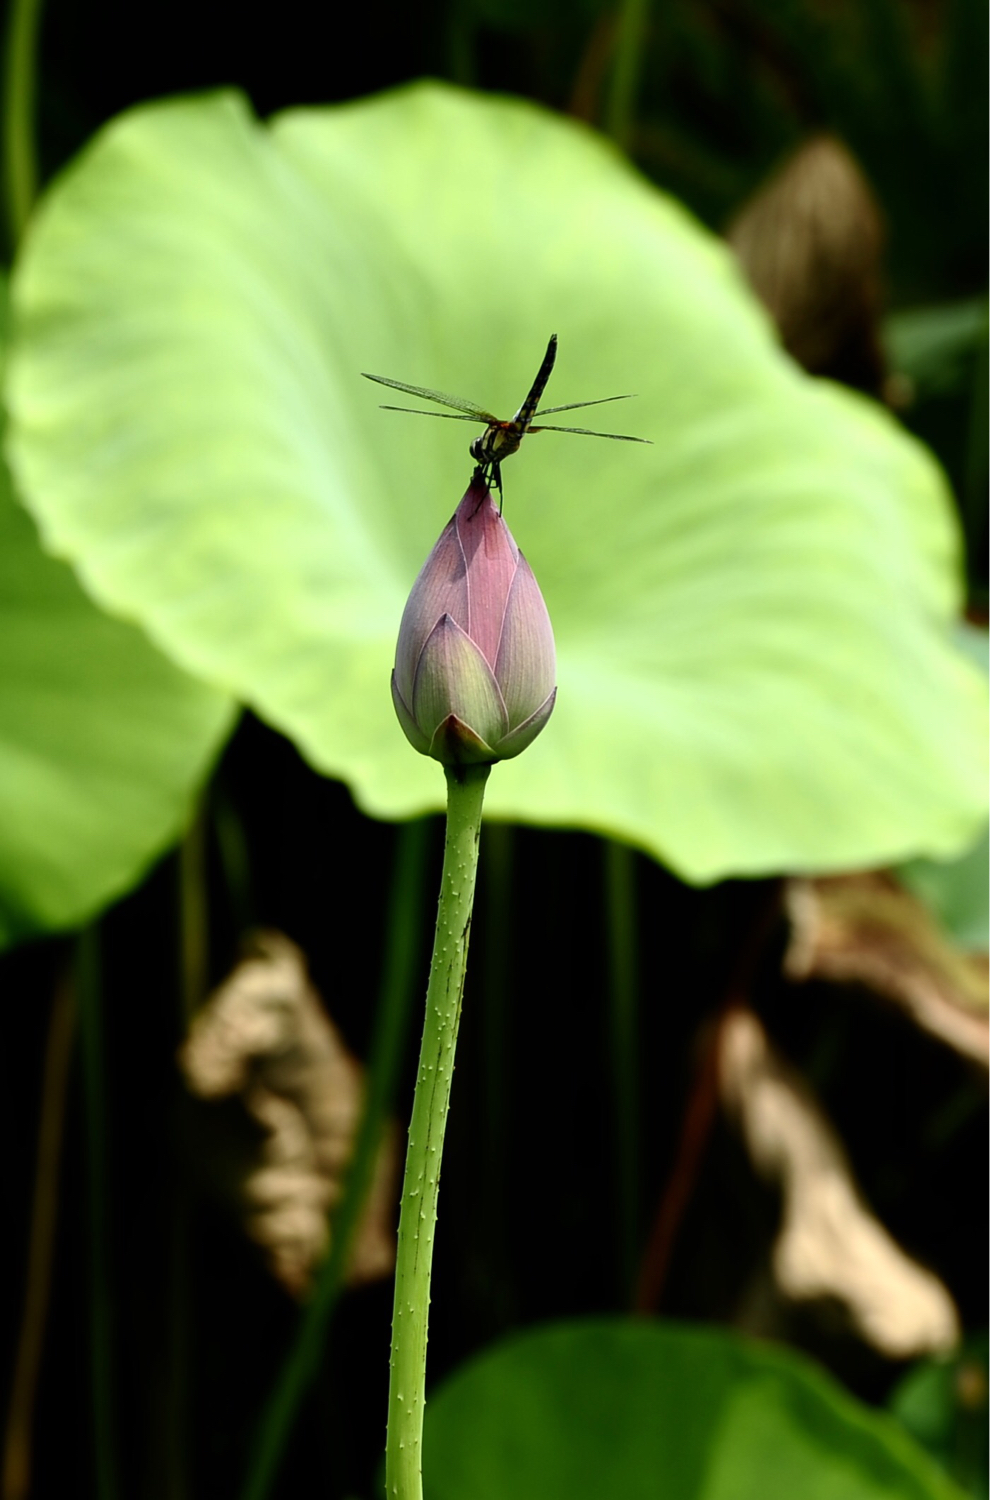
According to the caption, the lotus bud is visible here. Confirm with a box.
[391,474,556,766]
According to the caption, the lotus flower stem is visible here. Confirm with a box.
[385,762,490,1500]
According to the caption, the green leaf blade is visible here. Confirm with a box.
[0,444,234,946]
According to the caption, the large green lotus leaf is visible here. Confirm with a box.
[6,86,986,880]
[422,1319,964,1500]
[0,443,235,946]
[0,289,234,945]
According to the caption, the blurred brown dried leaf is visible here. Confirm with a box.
[728,135,885,395]
[784,872,989,1066]
[178,930,396,1297]
[719,1006,959,1359]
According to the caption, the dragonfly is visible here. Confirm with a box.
[362,334,650,508]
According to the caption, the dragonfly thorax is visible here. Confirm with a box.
[470,423,523,469]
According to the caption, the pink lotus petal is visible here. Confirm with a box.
[411,613,508,751]
[495,688,557,760]
[428,715,498,766]
[452,484,519,670]
[393,514,469,703]
[391,671,430,755]
[493,551,556,730]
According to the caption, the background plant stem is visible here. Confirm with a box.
[178,809,208,1024]
[604,0,649,151]
[1,0,41,252]
[1,965,74,1500]
[604,839,640,1300]
[242,816,433,1500]
[481,822,514,1331]
[77,924,119,1500]
[385,764,490,1500]
[148,816,208,1500]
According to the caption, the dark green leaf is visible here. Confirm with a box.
[423,1319,965,1500]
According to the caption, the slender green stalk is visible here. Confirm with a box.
[604,839,640,1300]
[385,764,490,1500]
[211,777,254,934]
[241,818,433,1500]
[148,817,208,1500]
[962,304,988,569]
[604,0,650,151]
[481,822,514,1330]
[445,0,476,89]
[2,969,74,1500]
[77,925,119,1500]
[178,809,208,1022]
[2,0,42,250]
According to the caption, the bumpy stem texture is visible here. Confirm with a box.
[385,763,490,1500]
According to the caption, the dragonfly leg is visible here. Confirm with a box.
[469,465,488,515]
[468,460,502,513]
[468,462,492,516]
[492,461,504,513]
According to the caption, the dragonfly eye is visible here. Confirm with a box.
[469,435,484,463]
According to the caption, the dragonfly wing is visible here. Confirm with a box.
[378,405,487,423]
[533,394,637,416]
[362,371,494,420]
[528,424,652,443]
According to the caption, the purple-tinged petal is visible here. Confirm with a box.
[391,671,431,755]
[452,484,519,670]
[493,688,557,760]
[412,613,508,749]
[393,515,468,702]
[428,715,498,766]
[493,551,556,729]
